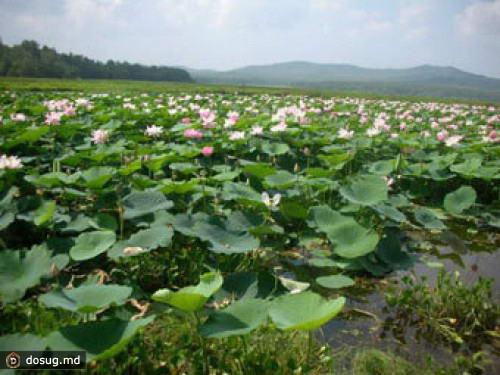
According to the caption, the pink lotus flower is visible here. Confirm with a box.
[0,154,23,169]
[63,106,76,116]
[251,126,264,135]
[445,135,463,147]
[436,130,448,141]
[201,146,214,156]
[338,128,354,139]
[181,117,192,124]
[229,131,245,140]
[10,113,26,122]
[92,130,109,144]
[184,129,203,138]
[199,109,216,123]
[45,112,63,126]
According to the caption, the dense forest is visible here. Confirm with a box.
[0,39,193,82]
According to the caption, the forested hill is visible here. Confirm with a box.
[0,39,193,82]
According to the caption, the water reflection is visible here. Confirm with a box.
[319,224,499,372]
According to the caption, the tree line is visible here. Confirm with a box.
[0,39,193,82]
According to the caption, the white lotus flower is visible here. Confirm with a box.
[261,192,281,208]
[144,125,163,137]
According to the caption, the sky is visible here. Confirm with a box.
[0,0,500,78]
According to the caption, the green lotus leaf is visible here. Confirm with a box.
[108,225,173,258]
[0,333,46,351]
[0,211,15,230]
[376,229,416,269]
[308,258,338,267]
[34,200,56,226]
[216,272,285,301]
[414,208,446,230]
[372,204,407,222]
[81,167,116,188]
[280,201,309,219]
[4,126,50,149]
[242,163,277,178]
[264,170,296,188]
[39,284,132,313]
[339,175,388,206]
[0,246,52,303]
[152,272,223,312]
[160,179,200,194]
[269,292,345,331]
[211,170,241,182]
[70,231,116,261]
[368,160,395,175]
[309,206,379,258]
[46,317,154,362]
[318,153,352,170]
[199,298,269,338]
[261,142,290,155]
[194,221,260,254]
[450,158,482,177]
[221,182,262,202]
[122,190,173,219]
[443,186,476,216]
[316,275,355,289]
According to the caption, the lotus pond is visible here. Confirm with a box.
[0,88,499,374]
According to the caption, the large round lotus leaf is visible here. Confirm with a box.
[269,292,345,331]
[375,230,416,269]
[414,208,446,230]
[339,175,388,206]
[81,167,116,188]
[39,284,132,313]
[369,160,395,176]
[330,222,379,258]
[261,142,290,155]
[278,276,310,294]
[108,226,173,259]
[0,246,52,303]
[193,221,260,254]
[450,158,482,177]
[0,333,46,351]
[308,258,338,268]
[308,206,379,258]
[316,275,355,289]
[70,231,116,261]
[199,298,269,338]
[216,272,285,301]
[46,317,154,362]
[122,191,173,220]
[221,182,261,202]
[444,186,476,216]
[152,272,223,312]
[280,201,309,219]
[243,163,277,178]
[264,171,296,188]
[372,204,407,223]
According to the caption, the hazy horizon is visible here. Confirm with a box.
[1,0,499,78]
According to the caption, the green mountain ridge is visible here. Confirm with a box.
[187,61,500,102]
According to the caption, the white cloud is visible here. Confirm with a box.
[456,0,500,36]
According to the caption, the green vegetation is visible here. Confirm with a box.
[0,39,192,82]
[385,270,499,350]
[0,77,497,106]
[0,85,498,373]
